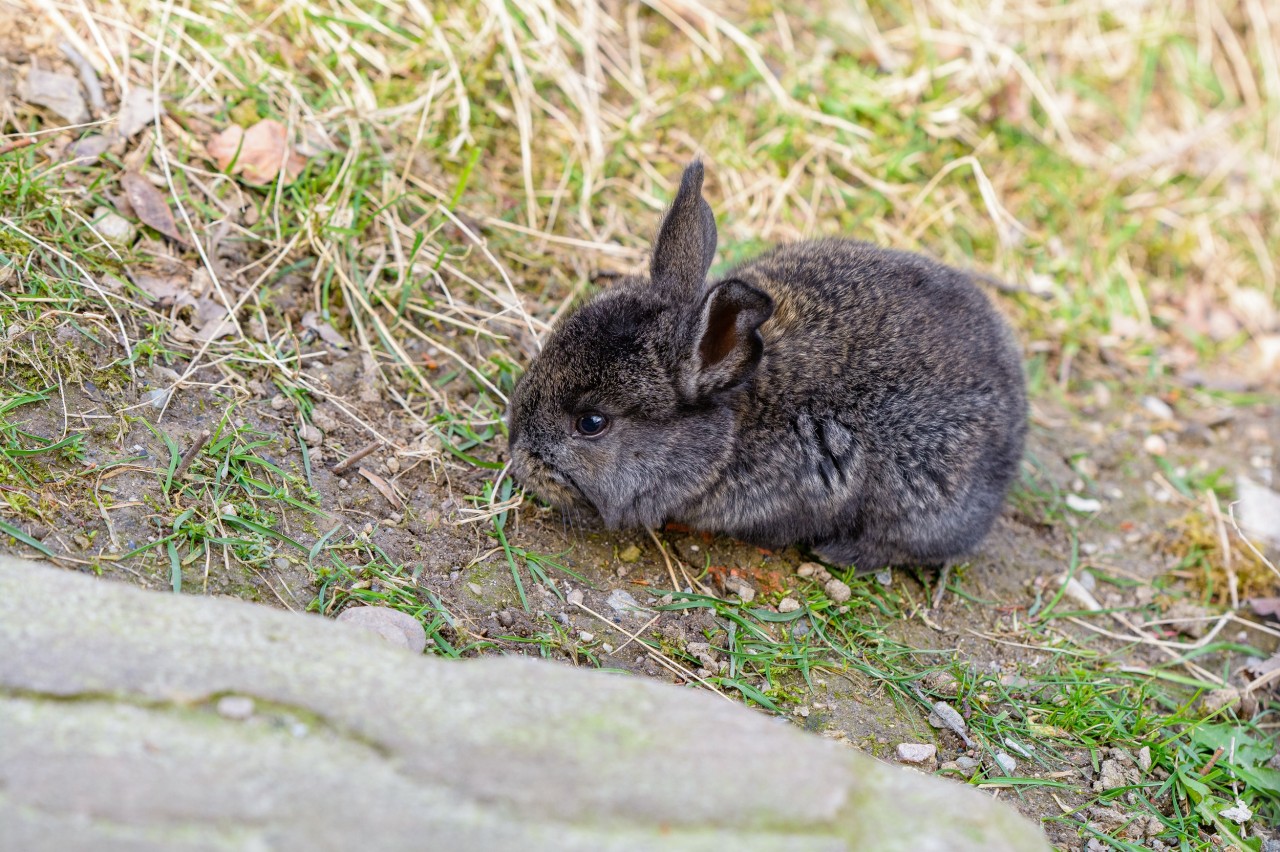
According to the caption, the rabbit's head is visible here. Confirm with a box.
[507,162,773,528]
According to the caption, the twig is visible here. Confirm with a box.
[1199,747,1225,776]
[646,526,680,591]
[332,439,381,475]
[1206,490,1238,610]
[572,600,733,703]
[0,138,37,157]
[173,429,210,481]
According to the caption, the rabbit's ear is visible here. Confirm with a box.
[651,161,717,296]
[686,279,774,397]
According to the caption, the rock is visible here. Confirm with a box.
[923,671,959,697]
[1141,396,1175,420]
[896,743,937,766]
[1094,758,1136,792]
[92,207,136,244]
[604,588,648,619]
[1143,434,1168,456]
[335,606,426,654]
[824,578,852,604]
[617,544,642,563]
[1237,477,1280,549]
[299,422,324,447]
[930,702,970,744]
[496,610,515,628]
[1136,746,1151,774]
[992,752,1017,775]
[797,562,832,582]
[873,569,892,586]
[467,582,484,597]
[0,557,1050,851]
[567,589,584,607]
[19,68,89,124]
[954,756,980,771]
[216,696,255,720]
[777,597,801,613]
[1064,493,1102,513]
[730,581,756,604]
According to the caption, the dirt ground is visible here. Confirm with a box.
[7,301,1278,846]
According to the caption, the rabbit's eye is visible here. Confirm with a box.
[575,412,610,438]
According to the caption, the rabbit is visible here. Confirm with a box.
[506,161,1027,571]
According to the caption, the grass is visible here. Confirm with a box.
[2,0,1280,847]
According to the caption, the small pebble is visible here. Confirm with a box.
[338,478,350,490]
[216,695,255,720]
[954,756,980,771]
[1142,396,1175,420]
[777,597,801,613]
[1143,434,1168,456]
[733,582,756,604]
[618,544,642,563]
[299,422,324,447]
[896,743,937,764]
[824,578,852,604]
[273,557,288,571]
[993,752,1017,774]
[92,207,136,245]
[874,568,892,586]
[568,589,584,606]
[467,582,483,596]
[385,457,400,474]
[496,610,514,628]
[1065,493,1102,513]
[578,631,594,642]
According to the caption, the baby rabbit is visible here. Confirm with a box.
[507,161,1026,570]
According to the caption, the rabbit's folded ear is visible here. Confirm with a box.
[651,161,717,297]
[685,279,774,397]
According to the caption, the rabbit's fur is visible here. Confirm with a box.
[507,161,1027,570]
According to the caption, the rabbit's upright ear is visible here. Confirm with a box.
[685,279,774,397]
[651,161,717,297]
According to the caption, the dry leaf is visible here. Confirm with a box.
[207,119,308,185]
[65,134,110,163]
[358,467,403,509]
[302,310,350,348]
[118,88,162,139]
[131,271,194,309]
[1249,598,1280,619]
[18,68,88,124]
[120,172,185,243]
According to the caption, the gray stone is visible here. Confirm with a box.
[896,743,937,764]
[0,557,1048,851]
[91,206,136,245]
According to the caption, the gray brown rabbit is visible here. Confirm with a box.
[507,161,1027,571]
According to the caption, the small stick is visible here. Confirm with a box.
[173,429,211,480]
[1199,747,1225,776]
[0,138,37,157]
[647,526,682,592]
[332,440,381,475]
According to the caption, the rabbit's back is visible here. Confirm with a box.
[693,238,1027,566]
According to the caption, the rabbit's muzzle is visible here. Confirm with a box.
[509,444,590,510]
